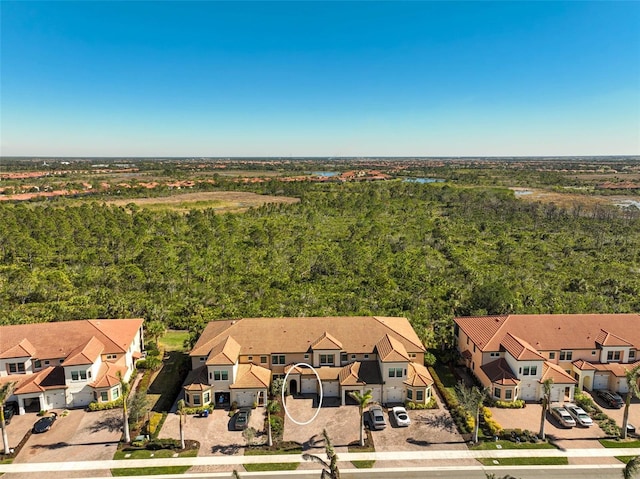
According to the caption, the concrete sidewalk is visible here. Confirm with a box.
[1,447,640,474]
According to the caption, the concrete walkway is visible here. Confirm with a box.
[1,447,640,474]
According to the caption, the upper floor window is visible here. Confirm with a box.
[530,366,537,375]
[272,355,286,365]
[388,368,403,378]
[409,353,417,359]
[71,370,90,381]
[320,354,335,365]
[549,352,555,359]
[7,363,26,374]
[340,353,348,362]
[559,351,573,361]
[607,351,622,361]
[490,352,500,358]
[213,370,229,381]
[522,367,530,375]
[34,359,42,369]
[260,356,268,364]
[630,350,636,360]
[106,354,117,360]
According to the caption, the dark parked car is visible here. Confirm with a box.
[596,390,624,409]
[234,408,251,430]
[33,412,57,433]
[368,405,387,430]
[3,401,18,425]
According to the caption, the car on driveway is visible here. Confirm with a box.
[550,406,576,428]
[596,390,624,409]
[234,408,251,430]
[565,404,593,427]
[3,401,18,425]
[391,406,410,427]
[368,405,386,430]
[33,412,57,433]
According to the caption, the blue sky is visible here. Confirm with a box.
[2,1,639,157]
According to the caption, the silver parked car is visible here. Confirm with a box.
[565,404,593,427]
[368,405,386,430]
[550,406,576,428]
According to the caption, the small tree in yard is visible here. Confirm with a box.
[177,399,186,449]
[348,389,372,447]
[117,372,131,444]
[539,378,553,440]
[302,429,340,479]
[456,382,488,444]
[266,399,280,447]
[1,382,17,455]
[622,364,640,440]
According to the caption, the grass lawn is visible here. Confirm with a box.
[245,443,303,456]
[148,351,190,412]
[472,440,557,450]
[112,447,198,476]
[244,463,299,472]
[478,457,568,466]
[351,460,376,468]
[112,465,191,476]
[433,363,458,396]
[600,439,640,448]
[159,330,189,352]
[616,456,637,464]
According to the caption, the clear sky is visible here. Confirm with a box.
[1,1,639,157]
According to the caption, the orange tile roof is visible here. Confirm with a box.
[14,367,67,394]
[90,361,127,389]
[540,362,577,384]
[404,362,434,388]
[311,332,343,350]
[0,319,143,361]
[501,333,545,361]
[595,329,633,347]
[0,339,37,359]
[480,358,519,386]
[339,362,365,386]
[375,334,410,362]
[230,364,271,389]
[64,337,104,366]
[191,317,424,359]
[593,360,640,378]
[455,314,640,353]
[183,366,211,392]
[206,336,241,366]
[572,359,596,370]
[338,361,382,386]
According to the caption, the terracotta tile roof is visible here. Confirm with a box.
[404,362,434,388]
[540,362,577,384]
[501,333,545,361]
[206,336,241,366]
[595,329,633,347]
[183,366,211,392]
[90,361,127,389]
[0,319,143,361]
[572,359,597,370]
[311,332,343,350]
[376,334,410,362]
[64,337,104,366]
[285,364,341,381]
[230,363,271,389]
[480,358,519,386]
[14,366,67,394]
[191,317,425,359]
[0,339,37,359]
[339,361,382,386]
[592,360,640,378]
[455,314,640,353]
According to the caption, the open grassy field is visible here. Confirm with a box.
[103,191,300,213]
[510,187,639,210]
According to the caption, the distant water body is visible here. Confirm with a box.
[311,172,340,177]
[404,178,445,184]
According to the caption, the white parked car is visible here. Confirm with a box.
[550,406,576,428]
[391,406,410,427]
[565,404,593,427]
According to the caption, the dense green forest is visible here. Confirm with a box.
[1,181,638,348]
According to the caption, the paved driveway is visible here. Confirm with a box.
[159,408,265,456]
[282,396,359,450]
[589,391,640,435]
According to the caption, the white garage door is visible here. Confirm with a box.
[386,387,403,404]
[322,381,339,397]
[46,391,67,409]
[594,374,609,390]
[234,391,255,408]
[73,391,94,408]
[302,378,317,394]
[371,387,382,404]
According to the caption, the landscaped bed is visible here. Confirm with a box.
[111,439,199,476]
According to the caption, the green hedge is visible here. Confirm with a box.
[428,365,471,434]
[405,398,438,410]
[495,399,525,409]
[575,389,620,437]
[180,405,214,415]
[88,397,123,411]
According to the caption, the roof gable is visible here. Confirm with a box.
[230,363,271,389]
[0,338,37,359]
[501,333,545,361]
[404,362,434,388]
[541,361,577,384]
[64,336,104,366]
[206,336,241,366]
[376,334,410,362]
[311,332,343,350]
[480,358,519,386]
[595,329,633,347]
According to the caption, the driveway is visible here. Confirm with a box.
[159,408,265,456]
[282,396,359,450]
[589,391,640,436]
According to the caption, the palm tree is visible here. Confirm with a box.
[456,382,488,444]
[348,389,372,447]
[266,399,280,447]
[302,429,340,479]
[622,364,640,440]
[117,371,131,444]
[177,399,186,449]
[622,455,640,479]
[1,382,17,455]
[539,378,553,440]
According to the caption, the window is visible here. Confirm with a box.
[592,351,597,355]
[272,355,286,365]
[260,356,268,364]
[34,359,42,369]
[416,390,424,401]
[247,356,253,361]
[203,392,210,403]
[44,360,50,365]
[101,391,108,402]
[630,350,636,359]
[340,353,348,362]
[304,354,310,360]
[407,389,413,400]
[409,353,416,359]
[351,354,356,359]
[530,366,537,375]
[71,370,88,381]
[490,352,500,357]
[559,351,573,361]
[193,395,201,405]
[549,352,555,359]
[363,354,369,359]
[494,387,501,399]
[106,354,117,360]
[505,390,512,400]
[213,370,229,381]
[389,368,403,378]
[523,367,530,376]
[7,363,25,374]
[320,354,334,365]
[473,344,476,353]
[615,351,621,361]
[112,387,120,399]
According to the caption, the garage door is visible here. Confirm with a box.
[520,382,536,401]
[594,374,609,390]
[322,381,339,397]
[302,378,317,394]
[234,391,255,408]
[73,391,94,408]
[46,391,67,409]
[386,387,403,404]
[371,387,381,404]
